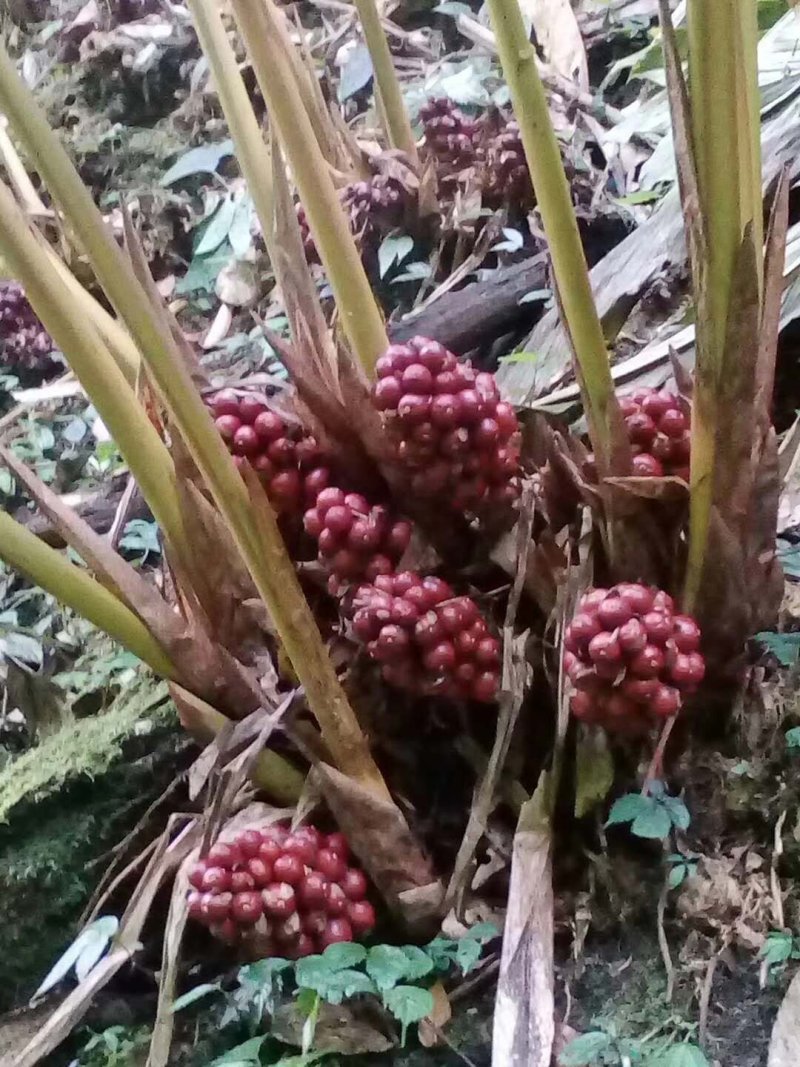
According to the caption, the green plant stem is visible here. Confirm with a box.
[185,0,276,260]
[0,511,174,677]
[0,181,187,559]
[683,0,762,609]
[229,0,389,376]
[485,0,623,477]
[352,0,419,162]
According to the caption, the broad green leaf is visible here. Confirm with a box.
[759,931,794,965]
[195,195,238,256]
[455,937,483,974]
[378,234,414,278]
[400,945,435,981]
[320,941,367,970]
[339,42,374,102]
[171,983,221,1012]
[606,793,650,827]
[650,1044,710,1067]
[209,1035,265,1066]
[238,957,292,986]
[786,727,800,749]
[161,139,235,185]
[556,1030,612,1065]
[464,921,498,944]
[295,954,340,989]
[575,727,614,817]
[176,242,233,296]
[663,796,691,831]
[34,915,119,999]
[424,936,459,971]
[434,1,473,16]
[631,804,672,840]
[384,985,434,1044]
[367,944,416,992]
[320,969,377,1005]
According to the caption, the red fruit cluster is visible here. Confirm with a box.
[371,336,521,514]
[187,824,375,957]
[206,390,330,515]
[350,571,501,703]
[420,98,481,177]
[564,584,704,732]
[585,388,691,481]
[303,487,413,594]
[296,175,408,264]
[482,120,532,208]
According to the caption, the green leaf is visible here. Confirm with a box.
[663,796,691,831]
[575,728,615,817]
[34,915,119,999]
[433,1,473,16]
[176,242,233,296]
[208,1035,265,1066]
[759,931,794,965]
[424,936,459,972]
[378,233,414,278]
[238,957,293,986]
[161,139,235,185]
[171,983,221,1012]
[464,921,498,944]
[755,631,800,667]
[613,189,664,206]
[196,195,238,256]
[320,969,377,1005]
[400,945,435,982]
[667,864,688,890]
[320,941,367,970]
[366,944,416,993]
[559,1030,613,1066]
[606,793,650,827]
[339,42,374,102]
[631,804,672,840]
[650,1044,710,1067]
[383,985,434,1045]
[786,727,800,749]
[295,954,339,989]
[455,937,483,974]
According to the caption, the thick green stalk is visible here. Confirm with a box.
[0,511,174,677]
[683,0,762,609]
[485,0,622,477]
[352,0,419,162]
[185,0,276,260]
[229,0,389,376]
[0,182,187,558]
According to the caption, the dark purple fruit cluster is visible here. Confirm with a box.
[206,390,330,515]
[350,571,501,703]
[0,281,57,379]
[481,120,532,208]
[420,98,481,178]
[371,336,521,515]
[564,584,704,733]
[303,487,413,595]
[296,175,408,265]
[187,823,375,957]
[584,388,691,481]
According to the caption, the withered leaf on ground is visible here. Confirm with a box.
[272,999,395,1055]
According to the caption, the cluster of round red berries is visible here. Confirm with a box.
[350,571,501,703]
[482,120,532,208]
[564,584,704,733]
[187,823,375,957]
[420,98,481,178]
[206,390,330,515]
[303,487,413,594]
[296,175,408,265]
[585,388,691,481]
[371,336,521,514]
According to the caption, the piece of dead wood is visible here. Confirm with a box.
[769,965,800,1067]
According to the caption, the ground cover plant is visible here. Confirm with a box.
[1,1,800,1065]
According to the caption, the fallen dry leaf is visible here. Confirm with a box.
[523,0,589,89]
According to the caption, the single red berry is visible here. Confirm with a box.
[282,835,318,866]
[209,389,240,418]
[471,671,499,702]
[670,652,705,689]
[188,860,208,890]
[474,636,500,667]
[201,866,231,893]
[625,412,657,446]
[230,870,255,893]
[315,848,348,882]
[474,418,501,449]
[640,391,673,420]
[651,684,681,718]
[424,641,456,672]
[270,470,302,506]
[373,376,403,410]
[373,624,411,662]
[398,394,431,424]
[253,410,285,443]
[231,890,263,925]
[672,615,701,653]
[579,589,609,614]
[628,644,665,678]
[620,676,659,703]
[402,364,434,394]
[588,631,622,665]
[347,900,376,935]
[246,858,273,887]
[258,837,284,865]
[205,891,233,923]
[597,595,633,630]
[303,467,330,502]
[614,583,654,615]
[215,414,241,442]
[632,453,664,477]
[569,690,595,721]
[187,890,205,921]
[277,845,311,879]
[389,597,420,626]
[494,401,518,437]
[299,871,329,908]
[659,408,686,437]
[207,842,242,869]
[316,487,347,515]
[341,868,367,901]
[348,519,383,552]
[325,505,354,536]
[238,395,268,424]
[643,612,673,644]
[324,882,349,917]
[652,590,675,613]
[261,882,297,918]
[319,918,354,948]
[430,393,461,428]
[565,612,602,652]
[325,832,349,858]
[423,576,452,604]
[617,617,647,654]
[304,508,323,538]
[235,829,264,859]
